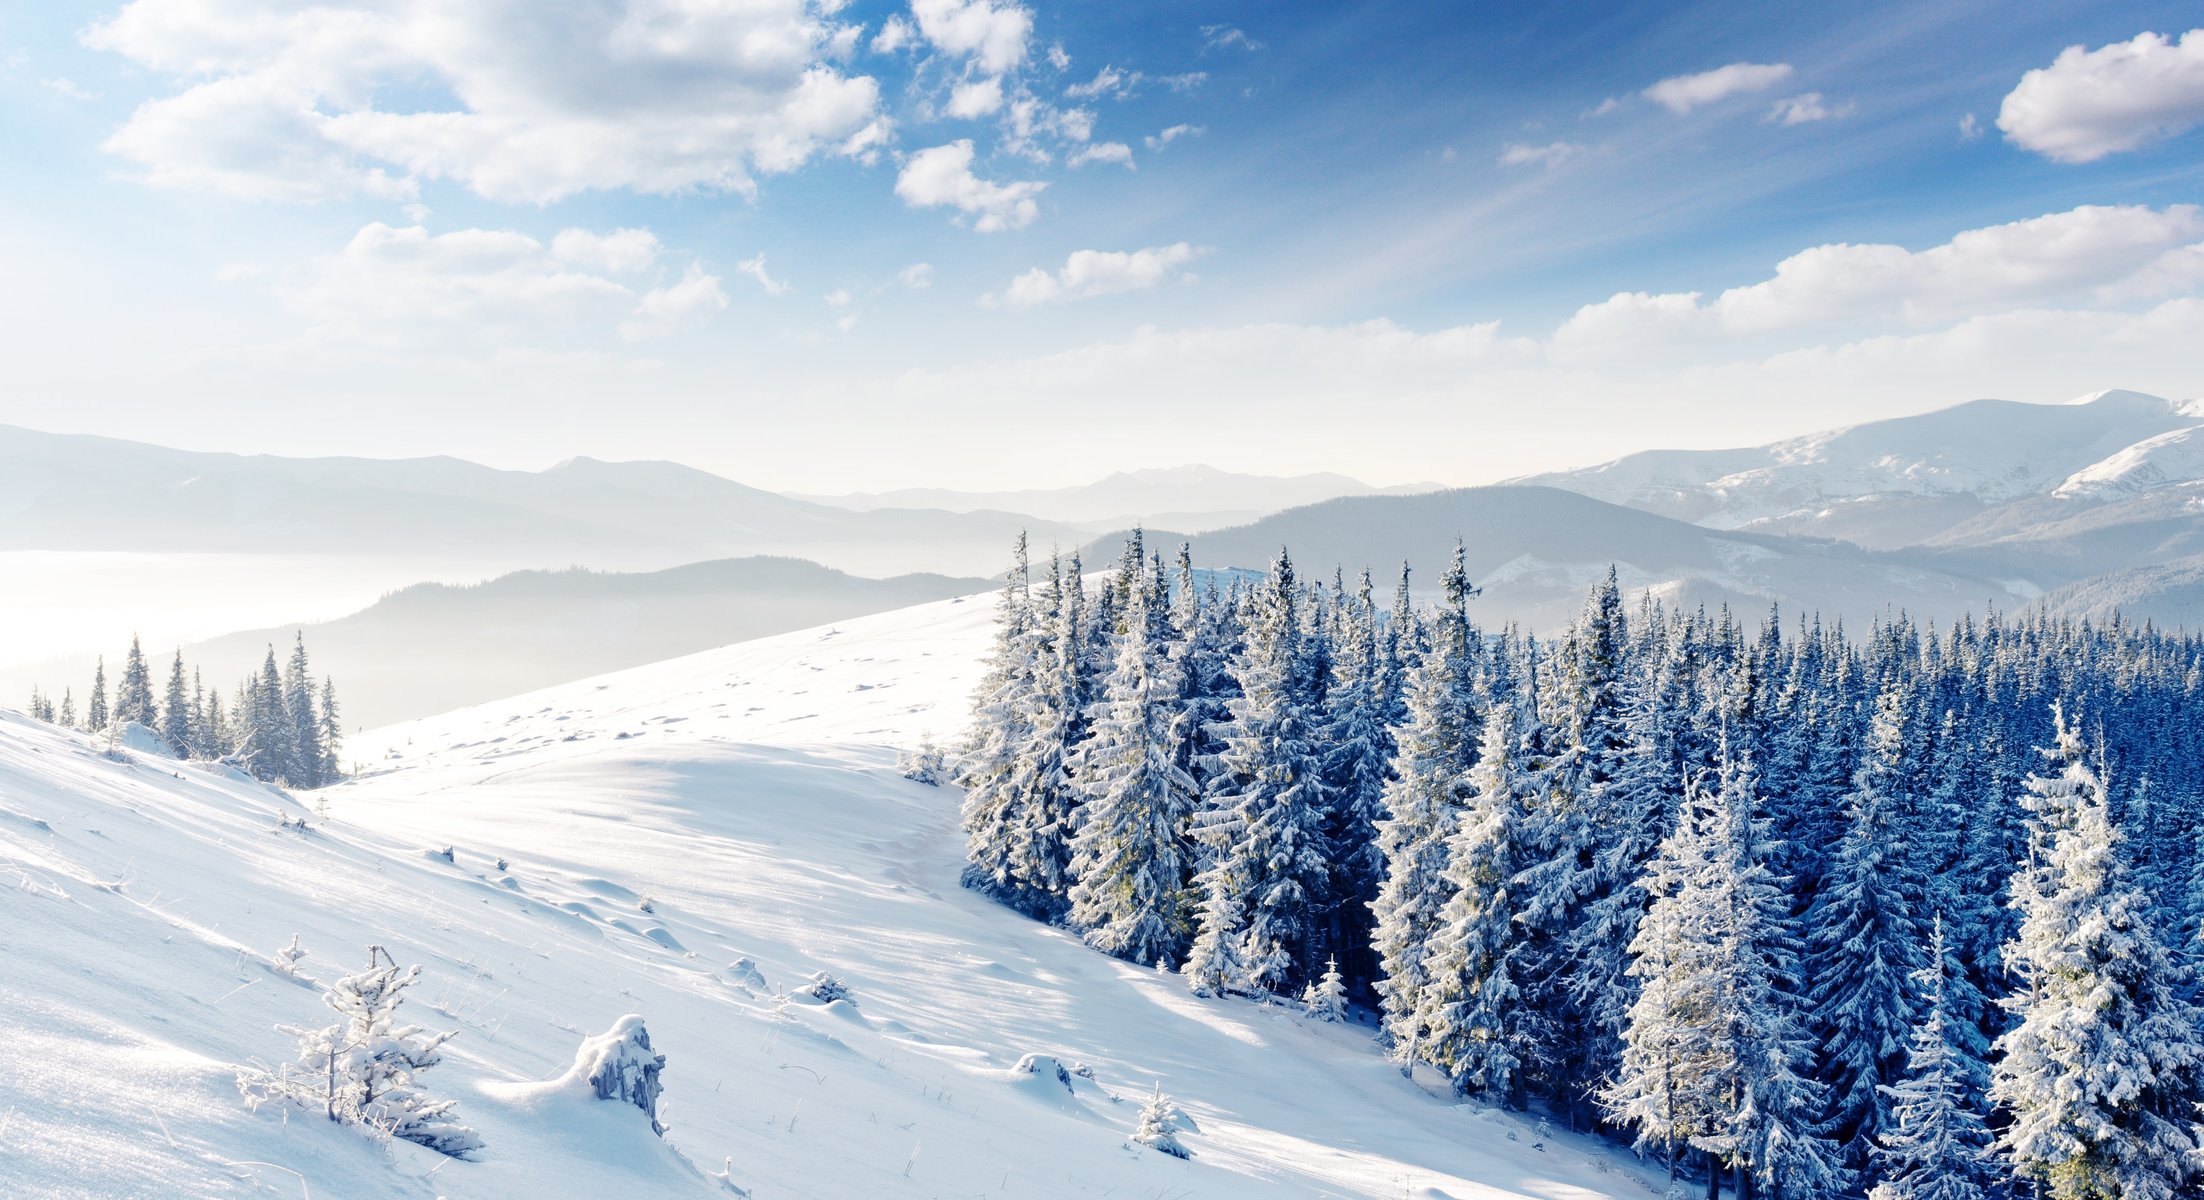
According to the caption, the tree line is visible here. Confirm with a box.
[958,530,2204,1200]
[26,632,344,788]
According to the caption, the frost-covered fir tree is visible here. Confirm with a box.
[161,650,194,757]
[87,655,109,732]
[1411,690,1547,1104]
[116,635,157,728]
[1067,560,1198,967]
[318,675,344,782]
[1805,681,1929,1181]
[959,536,1044,907]
[1187,549,1333,996]
[1370,545,1480,1059]
[1866,917,1991,1200]
[1133,1083,1191,1158]
[1319,570,1397,990]
[1989,707,2204,1200]
[1303,956,1349,1022]
[240,945,482,1158]
[285,634,326,786]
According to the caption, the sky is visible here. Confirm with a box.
[1,0,2201,492]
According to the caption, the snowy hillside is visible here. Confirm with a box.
[1517,389,2204,547]
[1,594,1661,1199]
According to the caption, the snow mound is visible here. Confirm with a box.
[2055,425,2204,498]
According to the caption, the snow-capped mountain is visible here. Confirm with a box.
[1515,389,2204,549]
[0,425,1083,577]
[0,594,1660,1199]
[1089,485,2025,629]
[801,464,1443,532]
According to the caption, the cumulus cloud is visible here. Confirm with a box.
[894,140,1044,230]
[551,228,662,275]
[871,16,914,54]
[946,77,1005,118]
[85,0,884,204]
[910,0,1033,75]
[1768,93,1853,125]
[1548,204,2204,358]
[991,242,1205,306]
[1498,141,1581,168]
[1643,62,1795,114]
[1998,29,2204,162]
[897,262,934,288]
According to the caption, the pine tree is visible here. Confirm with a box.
[319,676,344,782]
[1371,545,1480,1058]
[87,656,109,732]
[162,650,194,757]
[1067,561,1198,967]
[1132,1083,1192,1158]
[1320,569,1396,992]
[1806,681,1929,1181]
[1303,957,1349,1022]
[57,687,75,729]
[1989,707,2204,1200]
[116,635,157,728]
[1867,917,1991,1200]
[1188,549,1332,996]
[239,945,482,1157]
[960,536,1043,906]
[1411,693,1546,1103]
[286,634,325,787]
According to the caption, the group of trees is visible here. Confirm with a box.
[959,532,2204,1199]
[26,633,344,788]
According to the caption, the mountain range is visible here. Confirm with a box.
[801,465,1442,532]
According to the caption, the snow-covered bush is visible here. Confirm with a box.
[896,736,946,786]
[272,934,308,978]
[571,1015,668,1136]
[238,944,482,1158]
[796,971,853,1004]
[1133,1084,1191,1158]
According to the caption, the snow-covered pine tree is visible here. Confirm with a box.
[1866,916,1991,1200]
[1411,688,1547,1104]
[57,687,75,729]
[1133,1083,1192,1158]
[1370,544,1480,1060]
[959,535,1044,907]
[161,650,194,757]
[240,945,482,1158]
[1989,706,2204,1200]
[1188,548,1333,997]
[116,635,157,728]
[1067,554,1199,967]
[318,676,343,782]
[1303,956,1349,1022]
[1320,569,1396,992]
[87,655,109,732]
[286,634,325,787]
[1806,680,1930,1182]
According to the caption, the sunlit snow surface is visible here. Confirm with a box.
[2,592,1660,1198]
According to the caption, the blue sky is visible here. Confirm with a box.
[1,0,2200,490]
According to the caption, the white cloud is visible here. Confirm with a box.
[42,77,99,100]
[1069,141,1132,168]
[1065,65,1205,100]
[946,77,1005,118]
[85,0,883,204]
[910,0,1032,75]
[871,16,914,54]
[898,262,934,288]
[1998,29,2204,162]
[734,253,792,296]
[1548,204,2204,358]
[1643,62,1795,114]
[551,229,662,276]
[267,223,725,353]
[1498,141,1581,168]
[1046,43,1070,71]
[991,242,1205,306]
[894,140,1044,230]
[1768,92,1852,125]
[625,264,730,340]
[1959,113,1982,141]
[1146,123,1203,151]
[1200,25,1263,53]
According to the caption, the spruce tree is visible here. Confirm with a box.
[162,650,194,757]
[87,656,109,732]
[1989,707,2204,1200]
[1867,917,1991,1200]
[1067,560,1198,967]
[959,535,1043,907]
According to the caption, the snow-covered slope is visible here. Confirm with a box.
[1517,389,2204,547]
[2,594,1660,1199]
